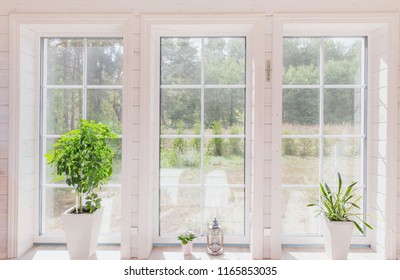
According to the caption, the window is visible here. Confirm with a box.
[282,37,367,238]
[159,37,247,238]
[40,38,123,238]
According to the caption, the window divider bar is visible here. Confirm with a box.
[160,84,245,89]
[282,134,365,139]
[282,84,366,89]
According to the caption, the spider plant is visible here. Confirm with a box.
[307,173,373,234]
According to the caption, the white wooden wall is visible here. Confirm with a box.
[130,15,141,259]
[17,26,36,256]
[370,26,389,257]
[263,16,273,259]
[0,15,9,260]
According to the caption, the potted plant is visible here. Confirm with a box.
[45,119,116,259]
[177,230,197,255]
[307,173,372,259]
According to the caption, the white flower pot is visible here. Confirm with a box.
[61,206,104,260]
[182,242,193,255]
[322,218,354,260]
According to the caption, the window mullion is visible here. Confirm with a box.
[82,38,88,119]
[318,38,325,237]
[200,38,206,236]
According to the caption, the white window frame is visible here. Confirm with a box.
[158,36,247,240]
[281,36,368,243]
[272,14,398,258]
[8,14,133,258]
[39,37,123,243]
[140,15,265,258]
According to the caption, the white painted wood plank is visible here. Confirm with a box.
[20,70,35,91]
[0,140,7,158]
[20,105,35,124]
[263,214,271,227]
[264,141,272,159]
[0,176,7,195]
[19,157,34,176]
[18,189,34,212]
[18,206,34,233]
[263,160,271,178]
[0,159,7,176]
[0,35,8,52]
[132,124,140,141]
[133,34,140,52]
[0,70,8,87]
[133,52,140,70]
[130,247,138,258]
[0,194,7,213]
[131,213,139,227]
[264,124,272,142]
[131,178,139,195]
[0,123,8,140]
[132,142,139,160]
[0,213,6,230]
[0,104,8,122]
[263,236,271,259]
[0,52,8,70]
[20,88,35,106]
[0,16,9,34]
[132,105,140,124]
[263,177,271,196]
[20,139,34,158]
[0,88,8,105]
[133,69,140,87]
[131,194,139,212]
[263,195,271,211]
[264,105,272,124]
[20,52,35,73]
[20,124,34,140]
[264,87,272,105]
[0,230,6,253]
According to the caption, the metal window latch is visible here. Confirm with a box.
[266,59,272,82]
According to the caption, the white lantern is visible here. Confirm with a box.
[207,217,224,255]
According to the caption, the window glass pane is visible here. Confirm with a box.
[204,186,244,235]
[323,138,362,185]
[204,37,245,85]
[160,186,201,234]
[161,38,201,85]
[44,187,75,233]
[159,37,246,238]
[282,138,319,185]
[324,88,362,135]
[204,89,245,135]
[87,89,122,134]
[87,39,123,85]
[282,188,319,235]
[46,89,82,135]
[204,138,244,185]
[46,39,83,85]
[283,88,319,135]
[98,188,121,233]
[108,138,122,184]
[41,37,123,237]
[45,137,62,184]
[283,38,320,85]
[160,138,201,185]
[324,38,363,85]
[160,89,201,135]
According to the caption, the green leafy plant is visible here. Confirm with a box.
[307,173,373,234]
[177,230,197,245]
[45,119,116,214]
